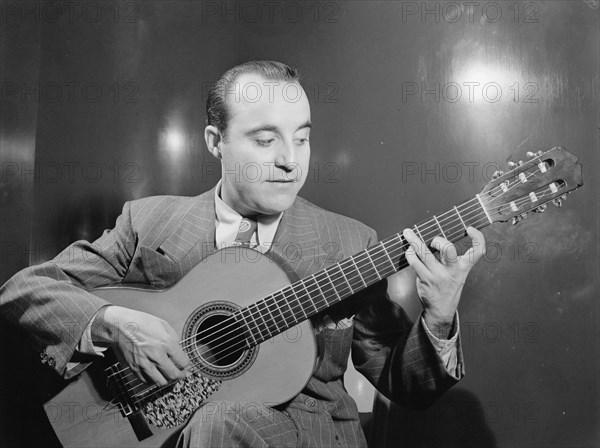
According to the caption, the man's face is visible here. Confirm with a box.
[213,73,311,216]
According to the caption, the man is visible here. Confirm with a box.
[0,61,485,447]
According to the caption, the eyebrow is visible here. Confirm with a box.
[245,121,312,136]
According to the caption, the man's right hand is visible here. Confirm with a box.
[91,305,190,386]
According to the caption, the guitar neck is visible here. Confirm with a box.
[237,195,492,346]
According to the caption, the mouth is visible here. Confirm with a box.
[267,179,297,183]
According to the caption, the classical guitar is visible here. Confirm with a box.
[44,147,583,447]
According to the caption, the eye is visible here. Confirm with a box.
[295,138,309,145]
[256,139,275,147]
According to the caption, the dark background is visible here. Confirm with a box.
[1,1,598,447]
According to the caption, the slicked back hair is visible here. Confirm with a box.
[206,60,301,136]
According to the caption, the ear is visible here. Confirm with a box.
[204,125,223,159]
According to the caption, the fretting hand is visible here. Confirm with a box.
[403,226,486,338]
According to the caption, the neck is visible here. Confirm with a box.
[235,194,491,346]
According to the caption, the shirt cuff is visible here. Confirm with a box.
[65,307,110,372]
[421,312,461,378]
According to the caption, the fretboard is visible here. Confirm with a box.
[236,195,491,346]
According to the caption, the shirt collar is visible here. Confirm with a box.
[214,180,283,252]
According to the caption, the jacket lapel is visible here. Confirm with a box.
[157,187,217,268]
[271,198,324,280]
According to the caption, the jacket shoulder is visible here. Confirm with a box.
[292,196,378,246]
[126,195,196,224]
[123,191,212,244]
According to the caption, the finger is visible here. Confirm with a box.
[168,345,191,371]
[460,227,486,267]
[156,357,187,382]
[430,236,458,265]
[404,245,432,282]
[403,228,437,270]
[129,365,147,384]
[140,361,169,386]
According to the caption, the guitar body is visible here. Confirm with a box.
[44,248,317,448]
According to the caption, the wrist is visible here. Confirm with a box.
[423,310,456,339]
[90,305,120,345]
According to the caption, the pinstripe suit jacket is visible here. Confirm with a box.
[0,187,463,447]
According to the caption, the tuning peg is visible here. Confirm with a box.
[560,194,567,201]
[520,212,528,220]
[533,204,548,213]
[526,151,536,158]
[508,161,517,169]
[492,170,505,179]
[536,150,544,156]
[552,198,563,207]
[511,216,521,225]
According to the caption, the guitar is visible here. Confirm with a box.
[44,146,583,447]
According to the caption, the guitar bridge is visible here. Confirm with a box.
[105,361,153,441]
[105,362,141,417]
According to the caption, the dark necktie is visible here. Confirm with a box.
[234,217,258,247]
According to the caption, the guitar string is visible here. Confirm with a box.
[120,183,558,404]
[111,164,554,398]
[110,162,554,393]
[112,164,557,397]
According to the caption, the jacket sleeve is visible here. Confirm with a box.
[351,230,464,409]
[0,201,137,378]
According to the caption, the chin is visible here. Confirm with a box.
[258,195,297,215]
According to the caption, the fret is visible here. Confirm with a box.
[349,257,368,288]
[380,240,396,272]
[312,274,332,309]
[364,250,382,281]
[239,307,258,346]
[373,241,397,278]
[454,206,468,231]
[249,303,269,341]
[274,289,295,325]
[301,276,322,315]
[476,194,492,223]
[297,279,318,316]
[264,296,283,335]
[352,249,381,285]
[322,270,342,303]
[413,225,425,242]
[433,215,446,239]
[328,264,354,298]
[287,287,307,320]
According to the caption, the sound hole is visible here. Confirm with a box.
[195,314,247,368]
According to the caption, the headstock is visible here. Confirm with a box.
[479,146,583,225]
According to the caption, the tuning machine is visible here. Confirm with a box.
[511,212,528,225]
[532,204,548,213]
[492,170,505,179]
[552,194,568,207]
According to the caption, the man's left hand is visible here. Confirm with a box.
[402,226,486,338]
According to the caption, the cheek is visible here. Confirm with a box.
[297,152,310,181]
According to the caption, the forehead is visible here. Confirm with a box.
[226,73,310,131]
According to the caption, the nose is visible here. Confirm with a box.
[274,140,296,172]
